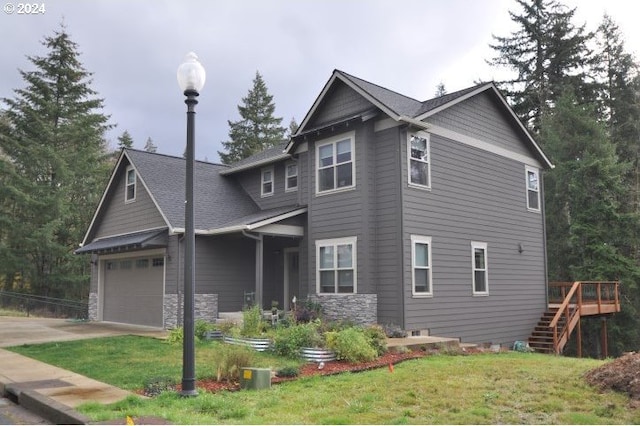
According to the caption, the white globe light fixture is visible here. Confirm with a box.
[177,52,206,94]
[177,51,205,397]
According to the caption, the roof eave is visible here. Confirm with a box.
[219,153,291,175]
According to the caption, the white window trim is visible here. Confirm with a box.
[471,241,489,296]
[261,166,274,197]
[285,161,298,192]
[411,235,433,297]
[125,166,136,203]
[315,131,356,195]
[315,236,357,294]
[525,166,541,212]
[407,131,432,190]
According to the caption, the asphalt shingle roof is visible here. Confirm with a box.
[125,149,260,231]
[221,141,289,174]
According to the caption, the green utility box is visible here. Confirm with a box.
[239,368,271,390]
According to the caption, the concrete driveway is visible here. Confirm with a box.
[0,316,167,348]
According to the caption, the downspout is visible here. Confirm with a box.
[242,230,263,309]
[541,173,549,308]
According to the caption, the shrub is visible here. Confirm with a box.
[211,344,255,382]
[383,324,408,338]
[325,327,377,363]
[195,319,217,339]
[166,327,184,344]
[272,320,324,358]
[241,305,266,337]
[364,324,388,356]
[294,299,323,323]
[143,376,176,397]
[275,366,299,378]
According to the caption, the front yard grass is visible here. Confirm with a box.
[8,336,640,424]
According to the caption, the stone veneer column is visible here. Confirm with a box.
[308,294,377,325]
[164,293,218,329]
[88,292,98,321]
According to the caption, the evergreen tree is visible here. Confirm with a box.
[218,71,286,164]
[435,82,447,97]
[0,25,111,299]
[117,130,134,149]
[541,90,640,356]
[144,137,157,153]
[488,0,593,131]
[287,117,299,138]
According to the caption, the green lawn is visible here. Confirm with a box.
[8,336,640,424]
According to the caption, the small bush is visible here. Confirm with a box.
[143,376,176,397]
[195,319,216,339]
[325,327,377,363]
[383,324,408,338]
[211,344,255,382]
[241,305,266,337]
[272,320,324,358]
[276,366,299,378]
[294,299,323,323]
[166,327,184,344]
[364,324,388,356]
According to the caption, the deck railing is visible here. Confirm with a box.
[548,281,620,354]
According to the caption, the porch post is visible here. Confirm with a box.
[255,234,263,308]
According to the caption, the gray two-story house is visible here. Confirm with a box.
[77,69,553,345]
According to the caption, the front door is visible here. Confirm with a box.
[283,248,299,311]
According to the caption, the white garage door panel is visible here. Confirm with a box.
[103,256,164,327]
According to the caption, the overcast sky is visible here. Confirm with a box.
[1,0,639,163]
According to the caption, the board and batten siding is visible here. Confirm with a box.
[401,129,546,345]
[93,166,166,239]
[373,126,404,326]
[235,161,299,210]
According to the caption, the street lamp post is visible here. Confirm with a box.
[177,52,205,397]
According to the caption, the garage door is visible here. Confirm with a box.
[103,254,164,327]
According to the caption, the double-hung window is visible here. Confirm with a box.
[408,132,431,188]
[316,132,355,194]
[316,237,357,294]
[125,166,136,203]
[471,242,488,295]
[526,166,540,211]
[261,167,274,197]
[411,235,432,296]
[285,162,298,191]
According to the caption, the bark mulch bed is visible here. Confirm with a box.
[584,351,640,407]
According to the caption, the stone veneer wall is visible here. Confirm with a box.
[164,293,218,329]
[309,293,377,325]
[88,292,98,321]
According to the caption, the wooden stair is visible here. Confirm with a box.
[528,281,621,356]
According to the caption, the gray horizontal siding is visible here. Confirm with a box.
[426,91,532,158]
[94,169,166,239]
[235,161,298,210]
[309,80,374,128]
[401,131,546,345]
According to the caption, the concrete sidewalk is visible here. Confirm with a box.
[0,317,168,424]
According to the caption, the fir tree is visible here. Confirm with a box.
[117,130,134,149]
[287,117,299,138]
[488,0,593,131]
[435,82,447,97]
[0,25,111,298]
[144,137,157,153]
[218,71,286,164]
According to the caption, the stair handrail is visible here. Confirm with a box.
[549,281,582,354]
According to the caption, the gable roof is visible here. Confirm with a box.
[81,149,261,245]
[220,141,290,175]
[289,70,553,169]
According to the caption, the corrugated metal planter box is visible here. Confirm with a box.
[300,347,336,362]
[223,336,272,352]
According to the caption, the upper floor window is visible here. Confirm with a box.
[408,132,431,189]
[316,132,355,194]
[316,236,357,294]
[261,167,274,197]
[526,167,540,211]
[125,166,136,203]
[411,235,433,297]
[285,162,298,192]
[471,242,488,295]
